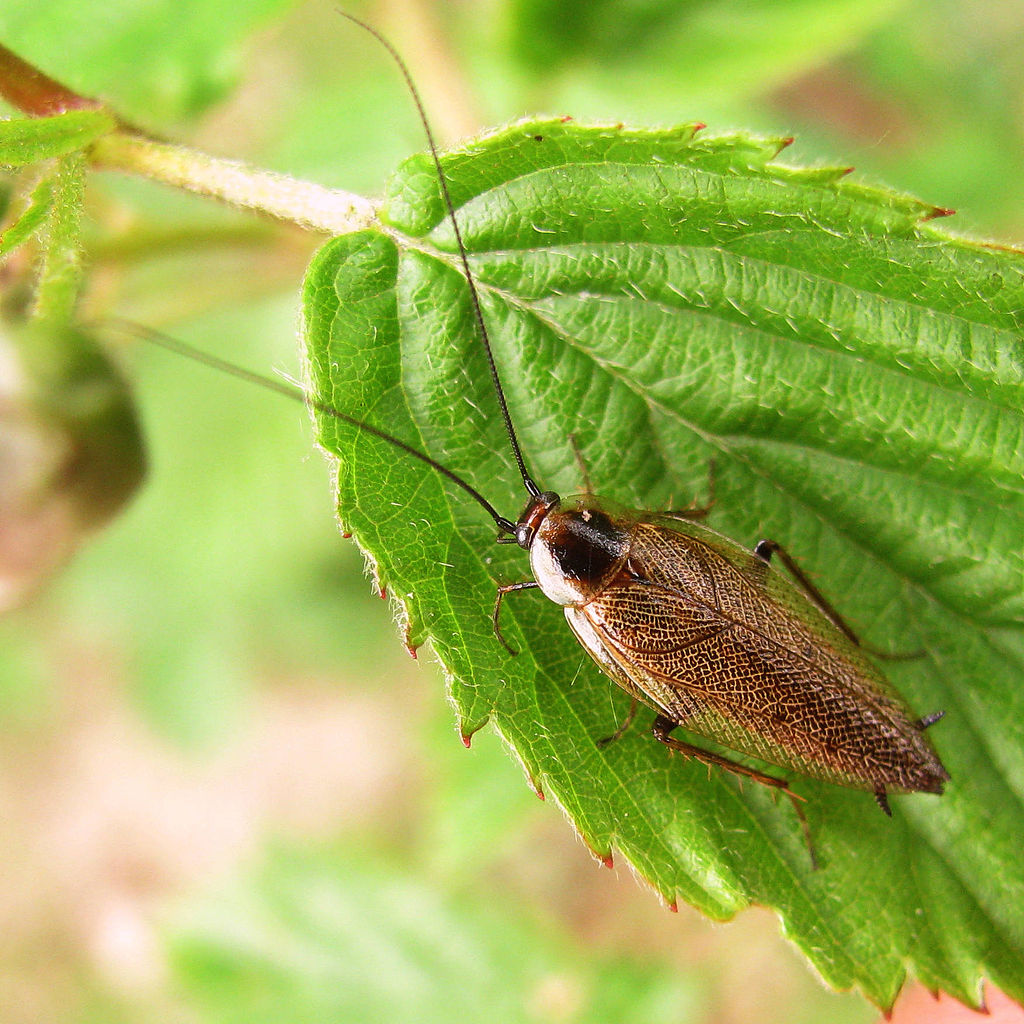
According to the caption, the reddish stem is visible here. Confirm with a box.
[0,43,100,117]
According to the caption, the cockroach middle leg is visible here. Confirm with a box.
[597,697,639,748]
[662,458,717,521]
[569,434,595,494]
[652,714,817,867]
[492,580,541,655]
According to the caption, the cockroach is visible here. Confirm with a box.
[139,13,950,849]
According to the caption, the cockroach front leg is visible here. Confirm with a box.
[492,581,541,656]
[597,697,639,748]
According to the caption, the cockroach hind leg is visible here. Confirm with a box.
[754,539,864,648]
[597,697,639,748]
[874,786,893,817]
[917,710,945,731]
[652,715,819,867]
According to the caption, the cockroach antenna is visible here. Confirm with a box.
[104,318,516,534]
[338,10,543,500]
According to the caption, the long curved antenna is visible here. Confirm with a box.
[340,10,542,499]
[106,318,517,535]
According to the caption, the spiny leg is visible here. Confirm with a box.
[492,581,541,656]
[754,539,862,646]
[569,434,595,494]
[874,786,892,817]
[754,539,925,659]
[597,697,639,748]
[652,714,817,868]
[662,458,717,521]
[917,710,945,730]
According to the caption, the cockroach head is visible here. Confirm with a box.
[514,491,561,549]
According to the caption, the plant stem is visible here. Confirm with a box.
[34,153,86,323]
[89,131,377,236]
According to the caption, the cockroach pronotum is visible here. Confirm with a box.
[137,12,950,858]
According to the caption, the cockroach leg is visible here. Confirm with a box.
[917,710,945,730]
[755,539,863,647]
[874,786,893,817]
[755,539,925,660]
[652,714,793,791]
[492,580,541,655]
[569,434,594,494]
[652,714,817,867]
[597,696,639,748]
[662,458,716,520]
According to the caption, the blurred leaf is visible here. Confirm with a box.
[170,846,700,1024]
[303,120,1024,1009]
[0,0,294,126]
[0,319,146,610]
[0,108,114,165]
[499,0,911,116]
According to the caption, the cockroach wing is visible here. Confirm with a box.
[568,515,947,795]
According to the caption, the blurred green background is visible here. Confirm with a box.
[1,1,1022,1022]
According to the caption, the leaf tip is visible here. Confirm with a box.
[580,833,614,868]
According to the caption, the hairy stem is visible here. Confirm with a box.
[90,131,377,235]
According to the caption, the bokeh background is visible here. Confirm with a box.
[2,1,1023,1021]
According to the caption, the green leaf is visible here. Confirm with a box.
[169,846,700,1024]
[0,172,53,258]
[0,108,114,165]
[302,119,1024,1009]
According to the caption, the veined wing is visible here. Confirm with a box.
[574,518,945,793]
